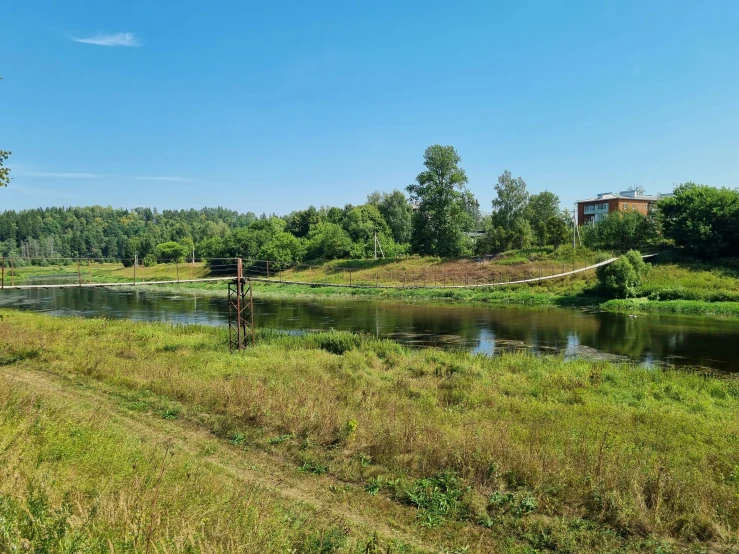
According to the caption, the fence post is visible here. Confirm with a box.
[176,260,180,283]
[266,261,270,279]
[1,257,4,289]
[133,254,137,286]
[77,257,81,287]
[349,270,352,287]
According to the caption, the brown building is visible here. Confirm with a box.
[576,190,670,226]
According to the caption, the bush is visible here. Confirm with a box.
[596,250,648,298]
[143,253,157,267]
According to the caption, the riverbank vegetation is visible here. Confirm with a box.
[2,151,737,317]
[7,247,739,317]
[1,310,738,552]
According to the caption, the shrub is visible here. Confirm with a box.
[142,253,157,267]
[596,250,648,298]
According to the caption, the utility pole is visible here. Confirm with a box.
[572,207,577,249]
[374,232,385,259]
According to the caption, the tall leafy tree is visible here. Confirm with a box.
[659,183,739,258]
[377,190,412,244]
[286,206,322,238]
[478,171,532,253]
[545,216,570,249]
[461,190,483,229]
[491,171,529,228]
[344,204,390,243]
[527,191,560,245]
[306,222,352,260]
[407,145,473,257]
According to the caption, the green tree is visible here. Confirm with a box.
[197,236,226,258]
[461,189,483,229]
[377,190,412,244]
[478,171,532,253]
[287,206,322,238]
[258,232,306,269]
[0,151,10,187]
[491,171,529,229]
[306,222,352,260]
[344,204,390,242]
[581,211,658,251]
[659,183,739,258]
[155,241,188,262]
[324,206,345,225]
[545,215,570,249]
[527,191,560,245]
[407,145,473,257]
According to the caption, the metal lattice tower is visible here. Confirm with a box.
[228,258,254,352]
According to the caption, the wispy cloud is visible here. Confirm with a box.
[18,169,197,184]
[134,176,197,183]
[17,171,102,179]
[71,32,141,47]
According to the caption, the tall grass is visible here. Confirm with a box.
[0,373,373,553]
[1,310,738,552]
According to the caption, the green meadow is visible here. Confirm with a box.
[1,310,738,552]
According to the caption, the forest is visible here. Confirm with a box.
[1,146,736,265]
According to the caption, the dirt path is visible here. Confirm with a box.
[0,365,491,553]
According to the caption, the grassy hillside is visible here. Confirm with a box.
[1,310,738,552]
[6,249,739,316]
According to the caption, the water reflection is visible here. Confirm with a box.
[1,284,738,372]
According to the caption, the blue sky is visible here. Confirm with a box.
[2,0,738,215]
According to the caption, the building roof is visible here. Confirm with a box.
[576,190,671,203]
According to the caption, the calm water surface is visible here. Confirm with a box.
[2,279,738,372]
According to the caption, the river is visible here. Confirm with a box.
[1,281,738,372]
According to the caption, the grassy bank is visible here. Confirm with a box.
[602,298,739,317]
[1,310,738,552]
[7,251,739,317]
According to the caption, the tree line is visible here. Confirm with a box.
[1,146,736,265]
